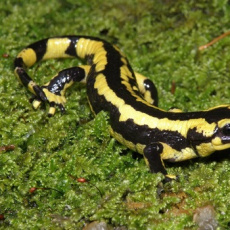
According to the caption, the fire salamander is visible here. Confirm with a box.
[14,36,230,181]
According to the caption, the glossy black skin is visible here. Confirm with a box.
[14,36,230,179]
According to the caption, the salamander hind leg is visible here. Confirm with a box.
[18,65,90,116]
[33,66,90,116]
[135,72,158,106]
[143,143,177,182]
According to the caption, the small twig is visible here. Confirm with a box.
[171,81,176,95]
[69,175,102,197]
[199,31,230,50]
[0,145,15,153]
[29,187,63,195]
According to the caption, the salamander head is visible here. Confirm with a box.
[205,105,230,151]
[187,106,230,156]
[211,119,230,151]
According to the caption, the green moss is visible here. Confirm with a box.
[0,0,230,229]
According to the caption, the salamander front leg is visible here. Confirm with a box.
[143,143,177,182]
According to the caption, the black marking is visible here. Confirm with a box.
[58,103,66,114]
[143,79,158,106]
[15,67,33,86]
[204,107,230,123]
[34,85,47,101]
[187,127,213,142]
[222,123,230,136]
[47,67,86,95]
[65,37,79,57]
[14,57,24,68]
[112,117,189,152]
[27,38,49,62]
[215,125,230,144]
[86,54,95,65]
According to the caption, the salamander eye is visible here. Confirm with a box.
[222,124,230,136]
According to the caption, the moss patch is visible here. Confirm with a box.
[0,0,230,229]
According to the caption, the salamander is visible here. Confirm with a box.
[14,36,230,181]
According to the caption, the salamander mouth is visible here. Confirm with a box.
[212,141,230,151]
[211,129,230,150]
[213,143,230,150]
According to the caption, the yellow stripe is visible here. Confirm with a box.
[196,142,215,157]
[109,127,145,154]
[76,38,108,72]
[120,67,157,107]
[76,38,104,59]
[94,74,217,138]
[43,38,72,60]
[218,118,230,128]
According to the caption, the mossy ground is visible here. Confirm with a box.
[0,0,230,229]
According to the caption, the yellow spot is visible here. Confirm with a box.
[49,107,56,115]
[17,48,37,67]
[212,137,230,151]
[166,174,177,180]
[180,147,198,160]
[161,144,197,161]
[168,108,183,113]
[189,119,216,137]
[43,38,72,60]
[143,91,154,104]
[33,100,41,109]
[28,81,37,94]
[121,69,156,107]
[196,142,215,157]
[42,88,66,104]
[211,137,222,146]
